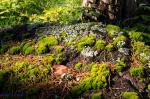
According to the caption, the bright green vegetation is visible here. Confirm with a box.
[9,46,21,55]
[122,92,139,99]
[77,34,96,51]
[115,58,127,72]
[12,61,50,82]
[106,24,121,37]
[128,31,144,41]
[105,43,114,51]
[0,0,82,26]
[75,63,83,70]
[130,65,145,78]
[95,40,106,50]
[55,53,66,64]
[55,46,64,53]
[113,35,126,48]
[132,41,150,56]
[42,54,55,69]
[22,42,35,55]
[71,63,110,96]
[36,36,58,54]
[91,92,103,99]
[148,84,150,91]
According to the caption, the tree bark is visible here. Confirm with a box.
[82,0,138,21]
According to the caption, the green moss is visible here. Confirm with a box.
[55,46,64,53]
[75,63,83,70]
[132,41,150,56]
[55,53,66,64]
[130,65,145,78]
[12,61,49,82]
[36,36,58,54]
[77,34,96,51]
[24,47,35,55]
[9,46,21,55]
[148,84,150,91]
[42,54,55,69]
[106,24,121,37]
[115,58,127,72]
[129,31,144,41]
[91,92,103,99]
[105,43,114,51]
[139,56,149,64]
[95,40,106,50]
[113,35,126,48]
[71,63,110,96]
[122,92,139,99]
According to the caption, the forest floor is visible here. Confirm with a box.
[0,22,150,99]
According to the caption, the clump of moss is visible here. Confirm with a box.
[115,58,127,72]
[129,31,144,41]
[77,34,96,51]
[75,63,83,71]
[132,41,150,56]
[91,92,103,99]
[71,63,110,96]
[12,61,49,82]
[55,46,64,53]
[148,84,150,91]
[36,36,58,54]
[122,92,139,99]
[42,54,55,69]
[9,46,21,55]
[55,53,66,64]
[95,40,106,50]
[21,42,35,55]
[106,24,121,37]
[105,43,114,51]
[113,35,126,48]
[130,65,145,78]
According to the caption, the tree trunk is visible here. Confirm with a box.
[82,0,138,21]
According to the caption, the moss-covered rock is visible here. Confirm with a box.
[122,92,139,99]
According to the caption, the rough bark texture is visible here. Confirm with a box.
[82,0,138,21]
